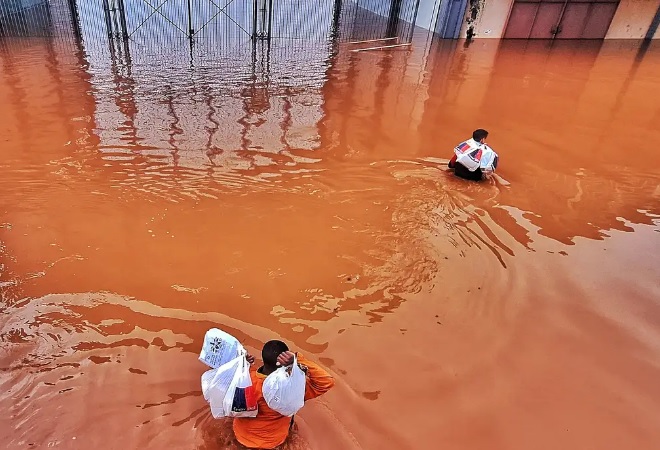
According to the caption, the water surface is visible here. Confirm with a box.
[1,34,659,450]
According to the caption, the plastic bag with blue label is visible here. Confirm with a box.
[201,347,258,418]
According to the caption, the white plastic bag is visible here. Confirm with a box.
[201,348,258,418]
[262,355,306,417]
[222,353,258,418]
[199,328,241,369]
[454,139,498,173]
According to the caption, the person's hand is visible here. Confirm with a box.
[246,353,255,365]
[276,351,295,367]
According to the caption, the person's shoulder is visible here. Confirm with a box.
[251,368,267,382]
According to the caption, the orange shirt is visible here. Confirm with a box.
[233,354,335,449]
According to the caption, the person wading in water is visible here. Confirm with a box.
[233,340,335,449]
[448,129,499,181]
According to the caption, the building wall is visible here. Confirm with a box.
[414,0,660,39]
[458,0,514,38]
[606,0,660,38]
[412,0,515,37]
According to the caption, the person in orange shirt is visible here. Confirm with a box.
[234,340,335,449]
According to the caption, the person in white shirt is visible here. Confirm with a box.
[448,129,499,181]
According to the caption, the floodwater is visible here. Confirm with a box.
[1,33,659,450]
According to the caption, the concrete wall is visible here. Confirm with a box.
[411,0,515,37]
[458,0,514,38]
[414,0,660,40]
[414,0,515,38]
[606,0,660,39]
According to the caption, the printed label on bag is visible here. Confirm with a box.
[202,337,228,367]
[231,386,258,412]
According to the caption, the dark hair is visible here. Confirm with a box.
[472,129,489,142]
[262,340,289,368]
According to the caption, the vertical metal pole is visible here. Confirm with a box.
[45,0,55,37]
[386,0,403,38]
[66,0,83,41]
[331,0,342,38]
[252,0,258,40]
[102,0,114,39]
[429,0,442,36]
[267,0,274,41]
[259,0,268,39]
[187,0,194,38]
[408,0,421,43]
[117,0,129,40]
[110,0,122,38]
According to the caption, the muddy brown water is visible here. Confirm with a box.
[1,36,659,450]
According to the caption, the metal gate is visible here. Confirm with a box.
[504,0,619,39]
[1,0,422,47]
[338,0,420,43]
[79,0,257,43]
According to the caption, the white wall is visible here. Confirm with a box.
[415,0,441,31]
[606,0,660,39]
[458,0,514,39]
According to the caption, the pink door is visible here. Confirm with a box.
[504,0,620,39]
[581,2,619,39]
[529,3,564,39]
[503,2,538,39]
[556,2,591,39]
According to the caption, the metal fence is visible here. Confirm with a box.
[0,0,75,37]
[0,0,421,96]
[1,0,422,45]
[340,0,420,43]
[0,0,422,180]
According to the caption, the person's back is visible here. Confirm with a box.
[449,129,498,181]
[233,341,335,449]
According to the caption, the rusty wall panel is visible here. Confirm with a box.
[582,2,618,38]
[504,0,621,39]
[557,3,590,38]
[503,3,538,38]
[529,3,563,38]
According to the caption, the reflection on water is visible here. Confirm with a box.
[1,28,659,450]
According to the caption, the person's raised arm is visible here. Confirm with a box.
[298,353,335,400]
[276,351,335,400]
